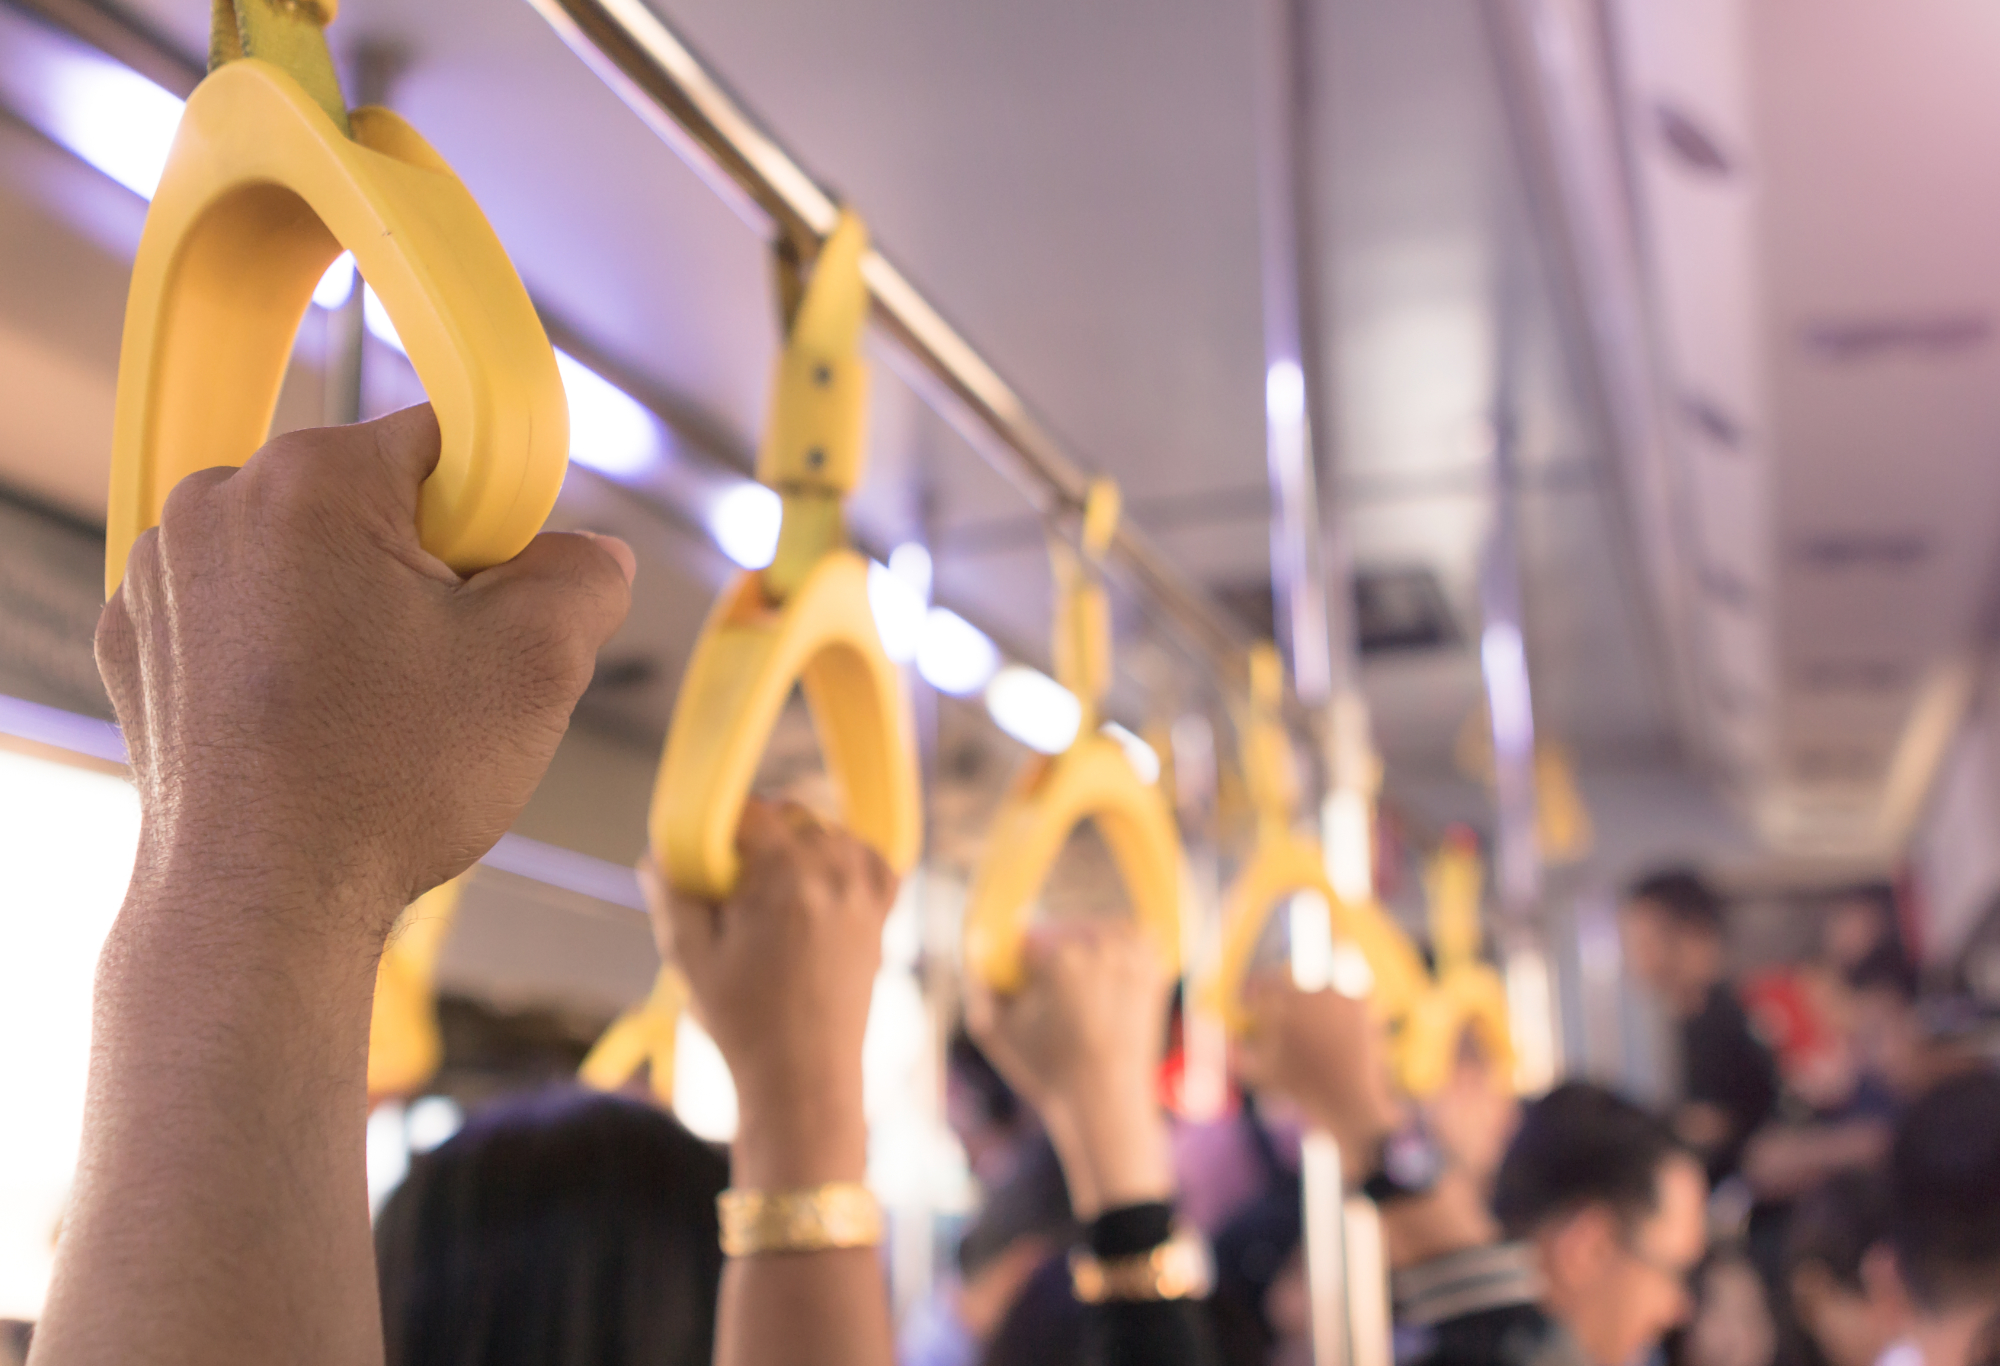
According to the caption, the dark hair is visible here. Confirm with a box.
[1847,941,1921,1005]
[1890,1070,2000,1312]
[376,1088,727,1366]
[1491,1082,1686,1240]
[950,1026,1022,1130]
[1626,868,1726,936]
[1787,1170,1892,1292]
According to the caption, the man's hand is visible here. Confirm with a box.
[653,801,897,1187]
[647,804,902,1366]
[1233,974,1406,1174]
[966,922,1174,1217]
[37,407,634,1366]
[97,404,634,935]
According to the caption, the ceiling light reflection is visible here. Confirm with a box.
[917,609,999,697]
[985,665,1079,752]
[710,483,782,570]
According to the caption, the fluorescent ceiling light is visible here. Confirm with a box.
[38,52,182,199]
[362,285,404,353]
[1102,721,1161,785]
[1479,621,1534,762]
[887,542,933,602]
[985,664,1079,753]
[918,609,1000,697]
[556,350,657,476]
[867,559,926,664]
[1265,359,1306,425]
[710,483,782,570]
[313,252,356,310]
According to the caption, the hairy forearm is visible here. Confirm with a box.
[32,864,392,1366]
[714,1082,891,1366]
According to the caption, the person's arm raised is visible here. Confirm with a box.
[32,405,634,1366]
[652,802,898,1366]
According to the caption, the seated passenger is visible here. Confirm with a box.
[1885,1071,2000,1366]
[1487,1082,1708,1366]
[31,409,898,1366]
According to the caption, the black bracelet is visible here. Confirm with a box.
[1088,1201,1176,1259]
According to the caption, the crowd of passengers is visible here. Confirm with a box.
[18,408,2000,1366]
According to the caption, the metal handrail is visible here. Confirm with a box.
[527,0,1253,693]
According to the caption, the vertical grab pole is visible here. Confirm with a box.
[1251,2,1390,1363]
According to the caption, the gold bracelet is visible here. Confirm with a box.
[1069,1230,1215,1304]
[717,1181,883,1257]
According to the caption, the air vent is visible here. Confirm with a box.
[1214,567,1458,656]
[1795,532,1931,572]
[1789,746,1882,783]
[1801,315,1992,363]
[1654,100,1736,176]
[1354,568,1456,653]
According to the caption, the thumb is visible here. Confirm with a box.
[469,530,636,659]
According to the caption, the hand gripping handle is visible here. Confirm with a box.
[649,211,921,898]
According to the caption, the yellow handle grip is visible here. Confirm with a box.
[1395,964,1516,1098]
[964,732,1184,993]
[650,552,922,899]
[1201,834,1431,1034]
[107,58,568,595]
[366,875,465,1099]
[580,965,689,1105]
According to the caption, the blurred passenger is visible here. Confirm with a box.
[376,1088,728,1366]
[1488,1082,1708,1366]
[968,922,1217,1366]
[1886,1071,2000,1366]
[1683,1247,1781,1366]
[1623,869,1780,1185]
[1784,1172,1911,1366]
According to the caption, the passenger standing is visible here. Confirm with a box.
[1621,869,1780,1187]
[1884,1071,2000,1366]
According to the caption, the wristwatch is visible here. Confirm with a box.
[1360,1121,1444,1205]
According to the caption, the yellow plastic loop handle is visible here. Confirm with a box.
[366,875,465,1099]
[580,965,688,1105]
[650,552,922,899]
[963,732,1185,993]
[1201,835,1431,1035]
[1396,964,1516,1097]
[106,58,568,595]
[652,210,918,899]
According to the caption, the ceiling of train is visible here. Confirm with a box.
[9,0,1981,888]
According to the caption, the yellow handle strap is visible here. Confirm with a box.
[210,0,348,134]
[963,479,1184,991]
[650,211,920,899]
[760,211,872,601]
[580,966,689,1105]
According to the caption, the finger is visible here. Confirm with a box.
[855,839,898,912]
[358,402,443,508]
[663,882,719,985]
[469,530,635,674]
[734,797,799,866]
